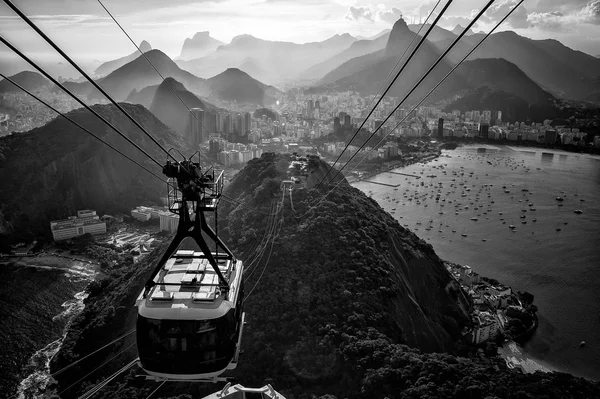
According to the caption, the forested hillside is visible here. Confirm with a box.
[48,153,600,399]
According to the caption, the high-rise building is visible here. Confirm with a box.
[244,112,251,134]
[344,114,351,126]
[189,108,205,145]
[225,114,233,134]
[315,100,320,110]
[479,123,489,139]
[437,118,444,138]
[545,129,557,144]
[236,113,245,135]
[333,117,341,130]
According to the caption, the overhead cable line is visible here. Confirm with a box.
[77,357,139,399]
[324,0,443,181]
[245,214,284,300]
[144,381,166,399]
[58,342,136,396]
[326,0,497,185]
[96,0,214,155]
[0,35,164,169]
[312,0,523,211]
[319,0,454,185]
[0,73,166,182]
[50,329,137,378]
[3,0,178,165]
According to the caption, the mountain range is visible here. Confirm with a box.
[94,40,152,76]
[178,31,224,60]
[313,19,466,103]
[432,31,600,101]
[60,49,279,107]
[175,32,358,85]
[306,18,599,120]
[0,71,49,93]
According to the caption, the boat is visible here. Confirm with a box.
[470,217,478,221]
[574,209,583,214]
[580,341,586,348]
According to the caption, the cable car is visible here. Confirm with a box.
[136,159,245,381]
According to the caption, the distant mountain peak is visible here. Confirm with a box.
[385,18,414,56]
[231,34,259,44]
[452,25,475,36]
[160,76,186,91]
[178,31,224,60]
[192,31,211,39]
[139,40,152,52]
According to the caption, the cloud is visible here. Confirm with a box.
[485,0,529,29]
[376,6,402,24]
[580,0,600,24]
[527,11,569,31]
[345,5,373,22]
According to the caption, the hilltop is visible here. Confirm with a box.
[0,71,49,93]
[94,40,152,76]
[206,68,280,106]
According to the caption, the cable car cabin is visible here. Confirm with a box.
[136,249,245,380]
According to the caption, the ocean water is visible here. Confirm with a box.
[353,145,600,381]
[0,263,93,399]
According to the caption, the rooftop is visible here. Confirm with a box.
[142,250,241,306]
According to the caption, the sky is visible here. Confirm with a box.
[0,0,599,66]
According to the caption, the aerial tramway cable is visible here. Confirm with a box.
[77,357,139,399]
[51,328,137,378]
[244,191,285,278]
[359,0,443,119]
[58,342,137,397]
[0,35,165,169]
[312,0,523,210]
[326,0,498,185]
[2,0,181,166]
[144,381,166,399]
[245,214,284,300]
[319,0,455,186]
[0,73,166,183]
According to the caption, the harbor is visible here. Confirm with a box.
[353,145,600,381]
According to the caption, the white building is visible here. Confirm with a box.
[50,210,107,241]
[472,312,500,344]
[131,207,152,221]
[159,211,179,233]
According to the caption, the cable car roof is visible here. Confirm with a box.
[137,250,243,320]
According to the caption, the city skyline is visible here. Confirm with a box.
[0,0,598,63]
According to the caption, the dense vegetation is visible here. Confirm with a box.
[50,153,600,398]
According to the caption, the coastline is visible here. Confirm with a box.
[350,149,571,379]
[347,150,441,184]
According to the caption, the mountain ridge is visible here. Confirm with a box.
[94,40,152,76]
[0,71,49,93]
[178,31,224,60]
